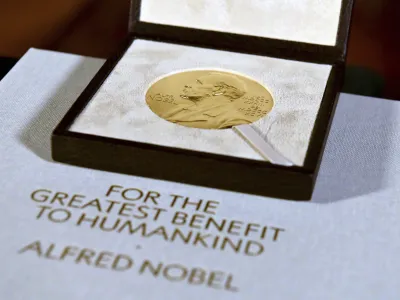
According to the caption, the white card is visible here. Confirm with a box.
[1,49,400,299]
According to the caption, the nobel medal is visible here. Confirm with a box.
[146,70,274,129]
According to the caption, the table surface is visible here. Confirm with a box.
[0,48,399,300]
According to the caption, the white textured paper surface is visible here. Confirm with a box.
[70,40,332,166]
[140,0,342,46]
[1,49,400,300]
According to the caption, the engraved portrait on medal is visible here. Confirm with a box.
[146,70,274,129]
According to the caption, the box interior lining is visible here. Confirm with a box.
[139,0,343,46]
[69,39,332,166]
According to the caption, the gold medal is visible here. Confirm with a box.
[146,70,274,129]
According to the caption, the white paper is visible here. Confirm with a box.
[1,49,400,300]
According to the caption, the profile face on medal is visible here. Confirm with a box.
[146,70,274,129]
[180,73,245,101]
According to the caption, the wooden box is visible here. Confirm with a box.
[52,0,354,200]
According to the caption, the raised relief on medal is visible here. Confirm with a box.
[146,70,274,129]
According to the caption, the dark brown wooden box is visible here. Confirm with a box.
[52,0,354,201]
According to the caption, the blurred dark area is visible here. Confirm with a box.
[0,0,399,100]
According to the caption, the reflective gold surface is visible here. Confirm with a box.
[146,70,274,129]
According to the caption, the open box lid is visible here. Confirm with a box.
[130,0,354,64]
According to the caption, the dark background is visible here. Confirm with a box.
[0,0,399,100]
